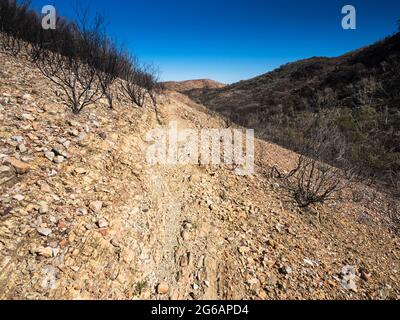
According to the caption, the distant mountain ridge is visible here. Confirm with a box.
[183,32,400,188]
[189,33,400,116]
[162,79,226,93]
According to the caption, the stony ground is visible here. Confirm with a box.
[0,52,399,300]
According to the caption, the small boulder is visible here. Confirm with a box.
[38,181,52,193]
[0,165,15,184]
[279,265,293,275]
[97,218,109,228]
[37,227,52,237]
[157,282,169,294]
[22,93,33,101]
[53,156,65,164]
[52,146,69,158]
[18,144,27,153]
[110,237,120,247]
[90,201,103,213]
[74,167,87,175]
[32,246,53,258]
[13,194,25,202]
[44,151,55,162]
[39,203,49,214]
[76,207,88,216]
[20,113,35,121]
[5,157,30,174]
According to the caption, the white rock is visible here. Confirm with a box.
[303,258,315,266]
[18,144,27,153]
[44,151,55,161]
[78,132,86,141]
[37,227,52,236]
[70,266,80,272]
[49,216,58,224]
[21,113,35,121]
[52,247,60,257]
[90,201,103,213]
[97,218,109,228]
[184,222,193,230]
[48,169,57,177]
[13,194,25,201]
[110,237,120,247]
[39,203,49,214]
[22,93,33,101]
[53,156,64,164]
[32,246,53,258]
[0,165,12,174]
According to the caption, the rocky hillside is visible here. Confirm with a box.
[188,33,400,184]
[0,52,399,300]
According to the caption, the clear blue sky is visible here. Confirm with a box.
[30,0,400,83]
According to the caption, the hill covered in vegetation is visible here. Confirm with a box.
[189,33,400,192]
[162,79,226,93]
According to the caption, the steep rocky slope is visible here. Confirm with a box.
[0,52,399,300]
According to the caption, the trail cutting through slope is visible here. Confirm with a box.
[0,52,399,300]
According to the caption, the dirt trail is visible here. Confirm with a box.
[137,98,230,300]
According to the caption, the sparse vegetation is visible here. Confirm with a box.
[94,39,123,109]
[0,0,161,113]
[35,15,104,114]
[193,32,400,197]
[134,281,148,296]
[120,57,160,108]
[0,0,30,56]
[272,112,358,208]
